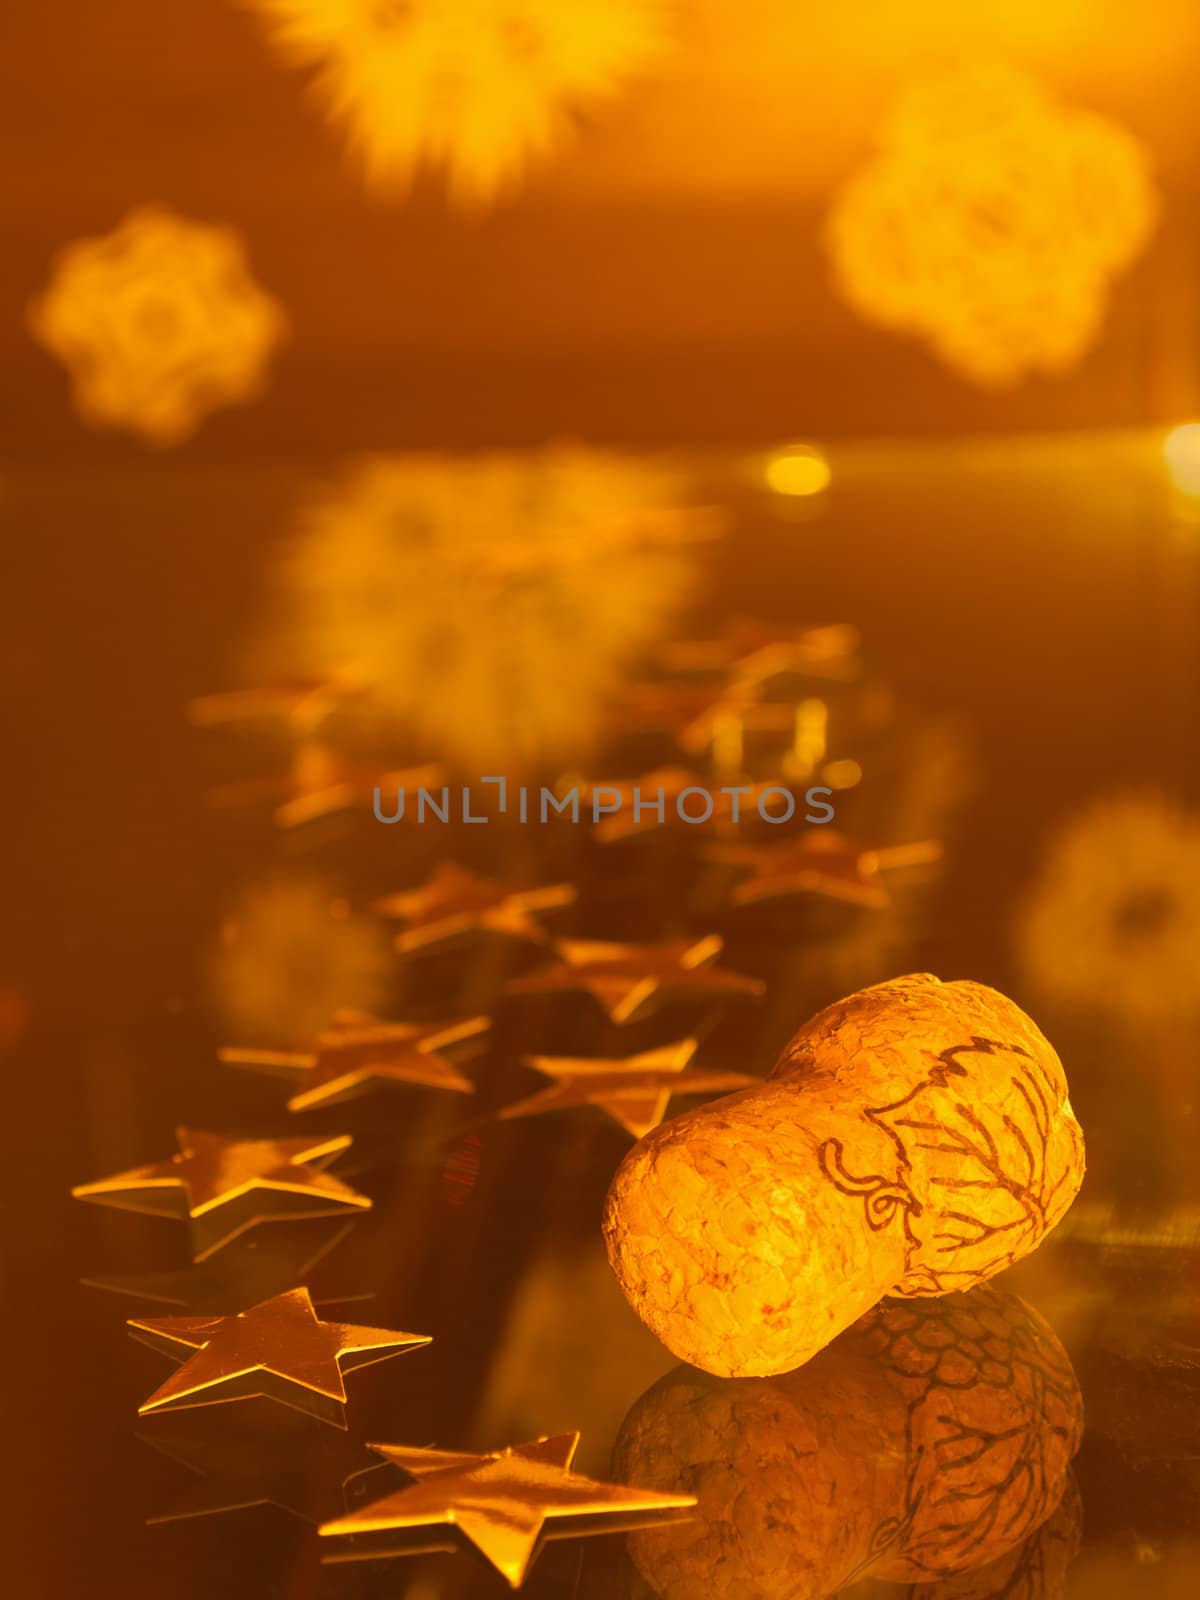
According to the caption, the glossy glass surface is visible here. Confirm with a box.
[7,437,1199,1599]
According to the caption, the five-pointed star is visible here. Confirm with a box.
[220,1011,489,1112]
[680,699,807,777]
[505,935,764,1024]
[372,863,576,953]
[574,769,796,842]
[318,1432,696,1587]
[497,1039,760,1138]
[208,741,446,830]
[660,620,861,688]
[574,767,713,843]
[72,1128,371,1261]
[711,830,944,909]
[188,678,354,738]
[129,1285,430,1425]
[611,679,766,752]
[612,679,809,781]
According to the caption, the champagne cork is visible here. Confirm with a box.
[603,974,1084,1377]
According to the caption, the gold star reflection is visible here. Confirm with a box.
[139,1406,388,1525]
[318,1431,695,1587]
[81,1217,363,1312]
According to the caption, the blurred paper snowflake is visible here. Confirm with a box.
[280,446,714,772]
[1017,793,1200,1022]
[827,62,1158,387]
[210,876,393,1044]
[243,0,671,206]
[29,207,287,446]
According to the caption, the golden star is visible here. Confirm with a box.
[373,863,576,953]
[497,1039,760,1138]
[72,1128,371,1261]
[208,742,446,830]
[572,768,800,842]
[129,1285,430,1425]
[188,679,352,738]
[610,678,816,781]
[572,767,710,843]
[506,935,764,1024]
[318,1432,696,1588]
[711,831,943,909]
[219,1012,489,1112]
[612,679,763,748]
[660,620,861,688]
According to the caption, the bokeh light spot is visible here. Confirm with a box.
[765,445,832,498]
[1164,424,1200,497]
[823,758,863,790]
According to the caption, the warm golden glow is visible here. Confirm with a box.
[764,444,832,497]
[28,207,286,445]
[827,62,1158,387]
[1164,423,1200,496]
[1017,792,1200,1021]
[783,697,828,779]
[245,0,672,206]
[209,876,393,1045]
[822,758,863,789]
[280,447,713,772]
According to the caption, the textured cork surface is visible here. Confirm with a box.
[603,974,1085,1376]
[613,1288,1083,1600]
